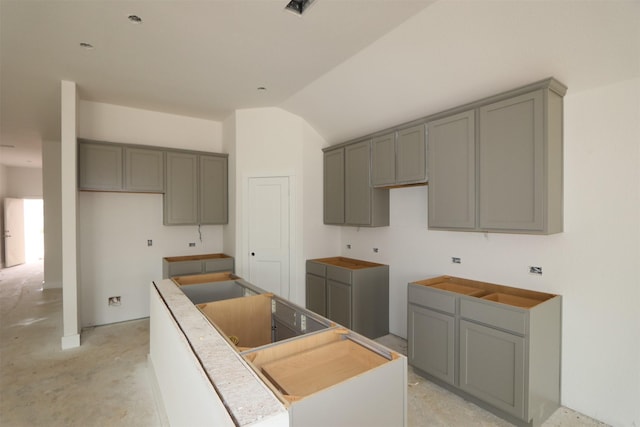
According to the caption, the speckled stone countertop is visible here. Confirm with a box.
[154,279,288,426]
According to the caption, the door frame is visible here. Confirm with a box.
[240,173,296,300]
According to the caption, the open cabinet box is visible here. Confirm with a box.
[243,328,407,426]
[197,294,332,351]
[174,273,262,305]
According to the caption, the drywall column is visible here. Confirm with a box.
[60,80,80,349]
[43,140,62,289]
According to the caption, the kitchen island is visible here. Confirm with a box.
[149,276,407,427]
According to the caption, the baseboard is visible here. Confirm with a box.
[61,333,80,349]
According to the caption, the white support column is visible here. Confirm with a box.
[60,80,80,349]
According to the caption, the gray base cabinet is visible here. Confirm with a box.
[408,276,561,427]
[162,253,234,279]
[306,257,389,339]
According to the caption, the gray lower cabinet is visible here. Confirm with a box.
[407,303,455,385]
[408,276,561,427]
[164,152,228,225]
[427,78,566,234]
[162,253,234,279]
[323,142,389,227]
[371,125,427,188]
[79,140,164,192]
[306,257,389,339]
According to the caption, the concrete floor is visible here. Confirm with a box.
[0,262,607,426]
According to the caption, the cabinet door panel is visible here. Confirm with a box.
[371,132,396,187]
[327,279,351,328]
[396,125,427,184]
[306,274,326,317]
[200,155,228,224]
[164,152,198,225]
[479,90,544,231]
[79,143,123,190]
[427,110,476,229]
[408,304,455,385]
[459,320,525,418]
[345,141,371,225]
[323,149,345,224]
[125,148,164,192]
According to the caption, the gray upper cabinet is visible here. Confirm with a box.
[323,141,389,227]
[323,148,345,225]
[199,155,228,225]
[478,89,562,233]
[427,78,566,234]
[164,152,199,225]
[427,110,476,230]
[371,132,396,187]
[371,125,427,188]
[164,152,228,226]
[79,140,164,193]
[124,147,164,192]
[79,142,123,191]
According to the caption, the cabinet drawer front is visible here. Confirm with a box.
[306,261,326,277]
[460,298,527,335]
[326,266,352,284]
[408,284,456,314]
[203,258,234,273]
[168,260,204,277]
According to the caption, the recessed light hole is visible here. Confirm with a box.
[79,42,94,49]
[128,14,142,24]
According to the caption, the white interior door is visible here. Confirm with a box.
[4,198,26,267]
[248,177,290,298]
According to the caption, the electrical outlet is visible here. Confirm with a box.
[108,296,121,306]
[346,244,352,249]
[452,257,461,264]
[189,242,196,247]
[147,239,153,247]
[529,266,543,275]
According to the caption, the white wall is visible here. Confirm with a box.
[42,140,62,288]
[339,78,640,426]
[0,164,6,266]
[76,101,225,326]
[232,107,340,305]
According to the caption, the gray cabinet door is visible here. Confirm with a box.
[427,110,476,230]
[305,273,326,317]
[199,155,228,224]
[396,125,427,184]
[459,319,525,419]
[371,132,396,187]
[79,142,123,190]
[408,304,455,385]
[327,279,351,328]
[164,152,198,225]
[345,140,372,226]
[323,148,345,224]
[124,147,164,192]
[479,90,544,232]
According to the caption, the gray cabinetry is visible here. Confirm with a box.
[79,142,123,191]
[323,141,389,227]
[125,147,164,192]
[162,253,234,279]
[306,257,389,339]
[79,140,164,192]
[408,276,561,427]
[407,303,455,385]
[323,148,344,225]
[164,152,228,225]
[427,79,566,234]
[427,110,476,230]
[371,125,427,188]
[199,155,228,224]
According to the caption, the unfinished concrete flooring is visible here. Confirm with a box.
[1,262,606,426]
